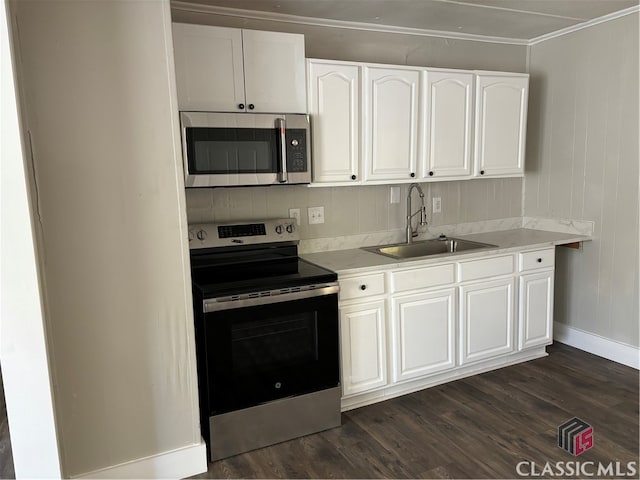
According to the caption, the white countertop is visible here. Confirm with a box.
[301,228,590,274]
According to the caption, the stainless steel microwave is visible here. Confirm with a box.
[180,112,311,187]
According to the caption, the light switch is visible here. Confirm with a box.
[390,186,400,204]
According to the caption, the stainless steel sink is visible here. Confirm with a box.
[362,238,497,260]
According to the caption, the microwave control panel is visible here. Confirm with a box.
[285,129,308,173]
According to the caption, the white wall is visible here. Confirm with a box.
[0,0,61,476]
[10,0,205,477]
[525,13,639,347]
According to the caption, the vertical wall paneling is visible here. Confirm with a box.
[525,13,639,347]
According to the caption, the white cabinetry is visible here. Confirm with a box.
[391,288,456,382]
[364,66,421,182]
[307,60,360,184]
[518,249,555,350]
[459,277,515,364]
[474,73,529,177]
[458,255,516,364]
[173,23,306,113]
[338,272,387,397]
[422,70,474,180]
[337,247,552,411]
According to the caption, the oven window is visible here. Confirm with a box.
[186,127,278,174]
[231,313,318,374]
[203,295,339,415]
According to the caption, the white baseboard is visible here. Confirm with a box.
[73,441,207,479]
[554,322,640,369]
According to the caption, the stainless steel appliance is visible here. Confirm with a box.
[189,219,341,461]
[180,112,311,187]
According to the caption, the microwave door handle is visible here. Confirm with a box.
[276,118,288,183]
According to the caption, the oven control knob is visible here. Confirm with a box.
[286,224,294,234]
[275,225,284,235]
[188,231,195,242]
[196,229,207,241]
[291,139,299,147]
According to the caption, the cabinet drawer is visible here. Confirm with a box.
[519,248,555,272]
[390,263,455,293]
[340,273,385,301]
[458,255,514,282]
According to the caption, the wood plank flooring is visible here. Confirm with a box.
[195,343,639,479]
[0,343,636,479]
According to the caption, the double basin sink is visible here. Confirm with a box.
[363,237,497,260]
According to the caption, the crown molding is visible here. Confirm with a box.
[171,2,530,45]
[171,2,640,47]
[529,5,639,45]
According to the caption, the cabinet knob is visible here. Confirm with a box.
[238,103,245,110]
[537,258,543,263]
[351,175,357,180]
[410,172,416,178]
[248,104,255,110]
[360,284,367,291]
[480,170,485,175]
[429,171,434,177]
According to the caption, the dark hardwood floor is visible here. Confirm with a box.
[0,343,636,479]
[195,343,639,479]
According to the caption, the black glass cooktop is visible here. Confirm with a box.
[190,244,336,298]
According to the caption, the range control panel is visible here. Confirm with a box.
[188,219,298,249]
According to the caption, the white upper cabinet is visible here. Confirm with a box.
[173,24,245,112]
[364,66,420,182]
[474,73,529,177]
[308,60,360,184]
[422,70,474,180]
[173,23,306,113]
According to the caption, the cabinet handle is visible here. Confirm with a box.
[360,285,367,291]
[480,170,485,175]
[351,175,357,180]
[429,171,434,176]
[537,258,543,263]
[410,172,416,178]
[248,104,255,110]
[238,103,245,110]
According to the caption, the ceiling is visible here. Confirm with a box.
[173,0,639,43]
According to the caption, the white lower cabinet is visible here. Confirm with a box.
[518,248,555,350]
[338,248,553,409]
[339,300,387,396]
[459,277,515,364]
[391,288,456,382]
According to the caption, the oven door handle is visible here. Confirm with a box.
[203,283,339,312]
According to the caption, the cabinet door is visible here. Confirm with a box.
[308,61,360,183]
[242,30,306,114]
[460,277,515,364]
[422,70,473,179]
[172,23,245,112]
[391,288,456,382]
[474,74,528,177]
[364,67,420,182]
[519,271,554,350]
[340,301,387,396]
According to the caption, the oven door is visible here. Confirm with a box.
[202,286,339,416]
[181,112,311,187]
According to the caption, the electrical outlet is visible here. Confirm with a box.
[289,208,301,225]
[308,206,325,225]
[432,197,442,214]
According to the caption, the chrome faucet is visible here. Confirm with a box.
[406,183,427,244]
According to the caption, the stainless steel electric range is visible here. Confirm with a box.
[188,218,341,461]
